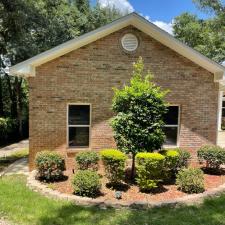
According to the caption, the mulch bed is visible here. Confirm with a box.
[47,166,225,203]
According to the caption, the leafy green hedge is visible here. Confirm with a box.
[136,152,165,191]
[176,168,204,193]
[72,170,101,197]
[75,151,99,170]
[197,145,225,171]
[100,149,127,185]
[35,151,65,181]
[160,150,179,180]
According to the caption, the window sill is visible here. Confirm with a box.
[163,145,179,149]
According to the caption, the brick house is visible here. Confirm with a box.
[10,13,225,170]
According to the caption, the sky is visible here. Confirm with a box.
[91,0,211,34]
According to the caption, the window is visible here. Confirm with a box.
[163,106,179,146]
[221,95,225,130]
[68,104,90,148]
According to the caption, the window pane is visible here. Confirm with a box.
[222,108,225,117]
[164,106,179,125]
[69,105,90,125]
[69,127,89,147]
[163,127,178,146]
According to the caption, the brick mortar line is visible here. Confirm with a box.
[27,171,225,209]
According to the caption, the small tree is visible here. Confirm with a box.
[111,57,168,179]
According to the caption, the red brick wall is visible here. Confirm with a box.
[28,26,219,170]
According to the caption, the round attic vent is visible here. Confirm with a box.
[121,33,138,52]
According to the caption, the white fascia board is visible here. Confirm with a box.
[131,14,225,75]
[9,12,225,79]
[9,14,133,77]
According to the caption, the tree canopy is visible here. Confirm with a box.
[0,0,123,144]
[173,0,225,64]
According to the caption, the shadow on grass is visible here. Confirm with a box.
[37,192,225,225]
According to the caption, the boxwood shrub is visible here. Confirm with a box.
[35,151,65,181]
[135,152,165,191]
[75,151,99,170]
[160,150,179,179]
[197,145,225,171]
[176,168,204,194]
[72,170,101,197]
[100,149,127,185]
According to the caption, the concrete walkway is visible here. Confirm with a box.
[0,139,29,158]
[2,158,29,176]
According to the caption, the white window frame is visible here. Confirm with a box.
[163,105,180,148]
[67,103,91,149]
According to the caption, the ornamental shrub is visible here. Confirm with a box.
[111,57,168,178]
[176,168,204,194]
[35,151,65,181]
[75,151,99,170]
[160,150,179,180]
[72,170,101,197]
[100,149,127,185]
[175,148,191,171]
[197,145,225,171]
[135,152,165,191]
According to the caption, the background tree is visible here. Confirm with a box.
[111,57,168,179]
[173,0,225,63]
[0,0,123,144]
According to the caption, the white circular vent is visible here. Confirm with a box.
[121,33,138,52]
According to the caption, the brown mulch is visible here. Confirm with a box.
[49,168,225,203]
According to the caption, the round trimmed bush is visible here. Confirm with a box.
[75,151,99,170]
[135,152,165,191]
[100,149,127,185]
[160,150,180,180]
[176,168,204,194]
[35,151,65,181]
[72,170,101,197]
[197,145,225,171]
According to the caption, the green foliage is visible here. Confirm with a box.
[135,152,165,191]
[100,149,127,185]
[0,0,123,145]
[72,170,101,197]
[111,58,168,178]
[197,145,225,171]
[176,168,204,194]
[75,151,99,170]
[175,148,191,170]
[35,151,65,181]
[160,150,180,180]
[173,0,225,63]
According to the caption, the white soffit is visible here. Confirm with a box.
[9,12,225,79]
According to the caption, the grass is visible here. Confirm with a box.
[0,148,28,172]
[1,176,225,224]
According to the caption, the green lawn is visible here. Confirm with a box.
[0,175,225,225]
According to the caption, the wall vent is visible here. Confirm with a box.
[121,33,138,52]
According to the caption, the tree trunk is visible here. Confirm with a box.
[131,153,136,180]
[5,75,17,118]
[16,78,23,138]
[0,77,4,117]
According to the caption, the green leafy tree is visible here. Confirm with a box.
[0,0,123,142]
[173,0,225,63]
[111,57,168,178]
